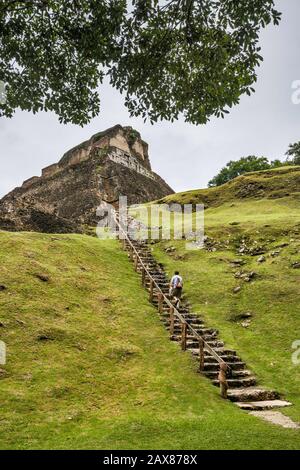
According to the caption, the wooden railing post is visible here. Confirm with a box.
[142,267,146,286]
[199,338,204,371]
[149,279,154,302]
[181,322,187,351]
[134,255,138,272]
[158,293,163,314]
[169,306,174,336]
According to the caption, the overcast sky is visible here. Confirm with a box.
[0,0,299,198]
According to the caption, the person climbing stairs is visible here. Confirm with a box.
[115,213,293,413]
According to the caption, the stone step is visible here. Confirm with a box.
[171,335,198,342]
[149,274,168,279]
[208,347,237,356]
[200,355,226,364]
[151,298,170,305]
[140,268,159,272]
[165,322,205,330]
[131,245,150,250]
[149,291,169,296]
[201,361,246,371]
[163,316,204,324]
[175,328,218,336]
[151,284,169,289]
[160,313,196,320]
[150,276,166,280]
[137,267,160,273]
[177,335,229,350]
[227,387,280,403]
[235,400,292,411]
[146,281,168,287]
[195,328,219,336]
[212,377,257,388]
[203,369,253,379]
[151,301,169,307]
[151,289,169,295]
[172,338,221,349]
[183,335,220,345]
[133,253,152,257]
[164,318,204,326]
[205,340,225,348]
[172,327,218,337]
[141,258,158,262]
[201,334,219,342]
[212,354,242,363]
[211,355,242,364]
[180,337,218,348]
[167,320,203,329]
[191,348,237,357]
[144,272,166,277]
[140,264,160,268]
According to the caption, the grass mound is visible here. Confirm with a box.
[158,166,300,208]
[0,232,299,449]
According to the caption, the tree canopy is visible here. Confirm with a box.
[285,142,300,165]
[0,0,281,125]
[208,155,284,187]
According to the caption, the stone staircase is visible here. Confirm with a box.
[122,237,292,412]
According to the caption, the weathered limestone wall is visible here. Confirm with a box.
[109,133,131,155]
[57,125,151,171]
[63,147,91,167]
[131,139,146,161]
[107,148,155,180]
[22,176,40,188]
[41,164,59,178]
[38,125,152,183]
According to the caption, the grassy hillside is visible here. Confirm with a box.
[158,166,300,209]
[136,167,300,424]
[0,231,299,449]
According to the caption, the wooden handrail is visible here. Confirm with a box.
[114,212,228,369]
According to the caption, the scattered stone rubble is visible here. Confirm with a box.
[234,270,257,283]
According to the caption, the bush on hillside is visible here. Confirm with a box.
[208,156,286,187]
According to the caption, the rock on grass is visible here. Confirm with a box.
[35,274,50,282]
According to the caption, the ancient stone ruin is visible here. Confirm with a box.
[0,125,173,233]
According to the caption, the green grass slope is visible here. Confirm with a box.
[0,232,299,449]
[143,167,300,426]
[159,166,300,209]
